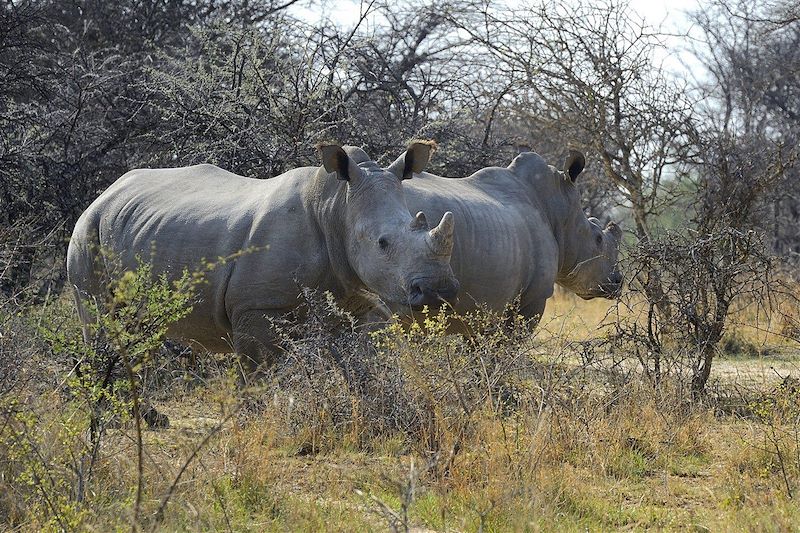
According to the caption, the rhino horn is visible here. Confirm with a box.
[428,211,455,254]
[411,211,429,231]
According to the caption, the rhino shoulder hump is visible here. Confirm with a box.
[188,163,231,175]
[508,152,549,177]
[468,166,510,181]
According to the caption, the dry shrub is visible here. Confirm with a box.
[257,289,424,453]
[4,281,795,530]
[775,274,800,341]
[0,287,77,528]
[0,347,85,529]
[250,291,717,515]
[613,228,775,395]
[0,256,228,530]
[258,292,551,461]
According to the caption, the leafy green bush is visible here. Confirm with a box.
[44,260,199,430]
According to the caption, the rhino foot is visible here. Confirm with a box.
[141,404,170,429]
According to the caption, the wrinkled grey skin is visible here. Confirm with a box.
[67,142,458,372]
[348,146,622,322]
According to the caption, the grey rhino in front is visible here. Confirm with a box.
[347,147,622,321]
[67,142,459,371]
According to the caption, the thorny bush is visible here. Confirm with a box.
[259,290,546,458]
[614,228,774,394]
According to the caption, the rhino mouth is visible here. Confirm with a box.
[579,281,623,300]
[403,277,460,310]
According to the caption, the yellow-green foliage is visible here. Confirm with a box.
[38,262,198,431]
[0,395,89,531]
[1,260,202,529]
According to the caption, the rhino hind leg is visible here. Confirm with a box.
[517,298,546,327]
[231,309,281,386]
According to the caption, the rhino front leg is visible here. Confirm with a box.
[343,289,395,330]
[516,297,547,328]
[231,309,281,385]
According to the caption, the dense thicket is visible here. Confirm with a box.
[0,0,516,295]
[2,0,797,289]
[1,0,798,340]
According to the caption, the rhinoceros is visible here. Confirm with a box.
[67,141,459,372]
[346,147,622,321]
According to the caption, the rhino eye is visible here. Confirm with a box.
[596,234,603,246]
[378,237,389,251]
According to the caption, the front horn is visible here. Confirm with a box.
[428,211,455,255]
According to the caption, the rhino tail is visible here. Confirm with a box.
[66,212,104,343]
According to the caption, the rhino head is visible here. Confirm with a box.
[318,141,459,310]
[555,150,623,299]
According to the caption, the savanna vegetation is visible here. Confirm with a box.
[1,0,800,530]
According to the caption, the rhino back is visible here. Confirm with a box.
[405,170,558,312]
[77,164,327,347]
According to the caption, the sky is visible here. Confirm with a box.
[291,0,703,78]
[294,0,701,32]
[627,0,705,76]
[628,0,699,27]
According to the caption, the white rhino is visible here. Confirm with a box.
[347,147,622,321]
[67,142,459,371]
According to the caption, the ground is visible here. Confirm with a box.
[121,295,800,532]
[4,292,800,531]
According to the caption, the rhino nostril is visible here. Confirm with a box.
[407,278,460,307]
[409,280,423,298]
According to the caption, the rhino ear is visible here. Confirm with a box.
[563,150,586,182]
[318,144,359,182]
[387,140,437,180]
[606,221,623,239]
[342,145,371,164]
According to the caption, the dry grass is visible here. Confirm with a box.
[540,289,618,340]
[3,292,800,531]
[543,290,800,390]
[542,288,796,346]
[16,378,795,532]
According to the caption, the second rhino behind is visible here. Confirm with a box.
[348,146,622,321]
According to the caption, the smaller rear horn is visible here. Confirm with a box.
[410,211,429,231]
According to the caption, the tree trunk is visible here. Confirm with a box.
[691,344,715,397]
